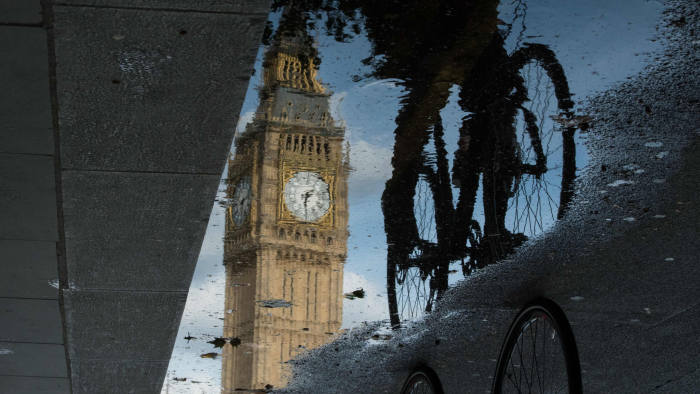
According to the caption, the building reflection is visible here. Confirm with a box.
[221,16,348,392]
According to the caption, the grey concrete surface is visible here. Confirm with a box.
[0,153,58,241]
[54,0,271,14]
[61,171,217,237]
[63,290,187,360]
[70,360,169,393]
[0,1,42,25]
[0,298,63,343]
[1,0,269,391]
[62,171,219,291]
[45,1,271,392]
[0,240,58,299]
[0,376,70,394]
[62,291,187,393]
[0,26,53,155]
[655,365,700,393]
[0,342,67,377]
[0,13,68,391]
[53,6,266,174]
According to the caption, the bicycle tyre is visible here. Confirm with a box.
[493,298,582,394]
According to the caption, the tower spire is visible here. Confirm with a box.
[262,5,325,95]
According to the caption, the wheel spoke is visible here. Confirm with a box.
[497,306,576,394]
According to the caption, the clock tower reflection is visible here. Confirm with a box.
[222,16,348,393]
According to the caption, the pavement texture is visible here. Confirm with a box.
[281,1,700,393]
[0,2,67,392]
[1,0,269,392]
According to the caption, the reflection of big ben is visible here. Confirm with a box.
[221,25,348,392]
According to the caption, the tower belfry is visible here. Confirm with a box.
[221,19,348,392]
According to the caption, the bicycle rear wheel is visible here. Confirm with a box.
[387,175,442,327]
[401,368,444,394]
[493,299,582,394]
[387,119,452,327]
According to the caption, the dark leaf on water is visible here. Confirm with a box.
[344,288,365,300]
[208,337,227,348]
[200,352,218,359]
[229,337,242,347]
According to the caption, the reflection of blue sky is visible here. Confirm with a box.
[321,0,663,320]
[164,1,664,390]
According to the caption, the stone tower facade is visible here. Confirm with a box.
[221,28,348,392]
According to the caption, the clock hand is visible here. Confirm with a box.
[303,191,312,219]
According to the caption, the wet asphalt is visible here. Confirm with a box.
[280,1,700,392]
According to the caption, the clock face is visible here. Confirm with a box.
[231,176,252,227]
[283,171,331,222]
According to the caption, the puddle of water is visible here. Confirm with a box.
[163,1,663,391]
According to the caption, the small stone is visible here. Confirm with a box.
[653,214,666,219]
[655,151,669,159]
[644,141,663,148]
[664,257,674,262]
[652,178,666,184]
[623,217,636,222]
[570,296,585,301]
[607,180,635,187]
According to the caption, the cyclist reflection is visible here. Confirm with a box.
[381,10,580,327]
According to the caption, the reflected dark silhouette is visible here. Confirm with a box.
[270,0,581,326]
[364,4,580,326]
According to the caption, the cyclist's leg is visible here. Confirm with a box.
[382,81,452,250]
[383,81,453,327]
[452,114,485,252]
[429,114,457,250]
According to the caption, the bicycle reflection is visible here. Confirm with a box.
[380,10,580,327]
[264,0,584,329]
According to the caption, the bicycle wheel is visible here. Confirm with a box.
[389,174,440,325]
[452,36,577,268]
[493,299,582,394]
[388,119,460,325]
[508,44,577,239]
[401,368,444,394]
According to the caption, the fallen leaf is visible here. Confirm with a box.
[344,288,365,300]
[208,338,227,348]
